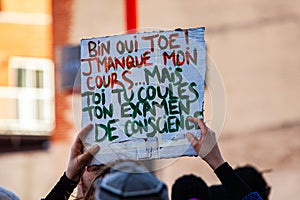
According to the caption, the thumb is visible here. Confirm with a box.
[186,132,201,153]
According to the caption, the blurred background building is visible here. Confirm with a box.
[0,0,300,199]
[0,0,54,151]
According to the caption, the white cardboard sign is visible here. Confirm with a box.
[80,27,206,164]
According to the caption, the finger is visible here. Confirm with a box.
[79,144,100,165]
[188,117,198,124]
[89,144,100,155]
[70,124,93,156]
[186,132,197,143]
[77,123,93,141]
[186,132,201,152]
[72,124,93,149]
[188,117,205,128]
[188,117,208,135]
[86,164,104,172]
[197,119,208,133]
[191,118,207,131]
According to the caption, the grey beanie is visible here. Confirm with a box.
[0,187,19,200]
[94,161,169,200]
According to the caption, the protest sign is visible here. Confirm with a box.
[80,27,206,164]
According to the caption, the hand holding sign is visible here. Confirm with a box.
[186,117,225,170]
[66,124,100,182]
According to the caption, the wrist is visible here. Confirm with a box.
[63,172,80,185]
[66,169,80,182]
[205,156,225,170]
[203,148,225,170]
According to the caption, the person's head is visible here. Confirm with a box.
[209,164,271,200]
[0,186,19,200]
[235,165,271,200]
[171,174,210,200]
[88,160,168,200]
[209,185,229,200]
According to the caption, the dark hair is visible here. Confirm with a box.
[171,174,210,200]
[235,165,271,200]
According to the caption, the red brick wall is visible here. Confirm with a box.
[51,0,74,141]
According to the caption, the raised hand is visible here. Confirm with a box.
[186,117,225,170]
[66,124,100,182]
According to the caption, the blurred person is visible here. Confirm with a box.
[171,174,210,200]
[209,165,271,200]
[42,124,168,200]
[184,117,263,200]
[235,165,271,200]
[0,186,20,200]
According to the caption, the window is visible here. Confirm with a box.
[0,56,55,135]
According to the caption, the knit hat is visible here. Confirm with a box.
[94,161,169,200]
[171,174,210,200]
[0,187,19,200]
